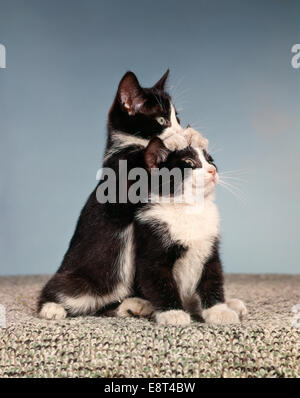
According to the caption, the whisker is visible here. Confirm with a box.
[218,179,247,205]
[219,179,245,195]
[218,175,248,183]
[219,169,249,176]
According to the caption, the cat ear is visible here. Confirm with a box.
[145,137,169,170]
[118,71,146,115]
[152,69,170,91]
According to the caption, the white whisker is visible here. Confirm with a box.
[218,175,248,183]
[218,178,247,205]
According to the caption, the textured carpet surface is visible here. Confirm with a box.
[0,274,299,378]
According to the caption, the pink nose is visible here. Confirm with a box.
[208,166,216,177]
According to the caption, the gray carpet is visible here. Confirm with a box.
[0,274,299,378]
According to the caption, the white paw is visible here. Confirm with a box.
[162,131,189,151]
[202,303,239,325]
[116,297,154,318]
[39,302,67,320]
[155,310,191,326]
[183,127,209,149]
[226,298,247,319]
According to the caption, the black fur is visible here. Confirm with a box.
[38,70,177,314]
[38,71,224,323]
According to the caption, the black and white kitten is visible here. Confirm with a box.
[38,70,246,324]
[116,137,247,325]
[38,71,190,319]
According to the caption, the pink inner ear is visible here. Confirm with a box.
[118,72,145,115]
[145,138,168,170]
[120,89,145,115]
[145,151,157,170]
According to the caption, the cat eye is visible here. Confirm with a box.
[184,159,195,167]
[156,116,166,126]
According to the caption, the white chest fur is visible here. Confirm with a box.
[137,200,220,304]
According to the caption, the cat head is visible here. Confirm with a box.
[144,137,218,198]
[108,70,181,138]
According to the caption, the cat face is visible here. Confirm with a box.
[144,137,218,198]
[108,70,181,138]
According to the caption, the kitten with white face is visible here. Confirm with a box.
[127,137,247,325]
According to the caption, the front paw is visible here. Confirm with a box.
[160,130,189,151]
[202,303,239,325]
[226,299,247,320]
[164,133,189,151]
[39,302,67,320]
[116,297,154,318]
[183,127,208,149]
[155,310,191,326]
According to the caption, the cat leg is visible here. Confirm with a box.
[38,272,129,319]
[136,263,191,326]
[38,273,70,320]
[196,243,239,325]
[38,273,95,319]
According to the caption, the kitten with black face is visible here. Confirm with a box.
[37,71,190,319]
[105,69,185,159]
[116,137,247,325]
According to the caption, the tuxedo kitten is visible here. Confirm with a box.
[116,138,247,325]
[38,71,187,320]
[105,69,184,162]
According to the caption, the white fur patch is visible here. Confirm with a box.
[116,297,154,318]
[39,302,67,320]
[104,131,149,162]
[117,223,135,286]
[202,303,240,325]
[136,201,219,247]
[160,130,188,151]
[155,310,191,326]
[59,224,135,316]
[169,103,183,133]
[173,249,205,308]
[226,299,247,319]
[136,200,219,310]
[183,127,209,149]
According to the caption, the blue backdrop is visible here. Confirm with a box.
[0,0,299,275]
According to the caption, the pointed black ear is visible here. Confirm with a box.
[153,69,170,91]
[145,137,169,170]
[118,71,146,115]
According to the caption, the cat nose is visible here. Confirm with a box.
[208,166,216,177]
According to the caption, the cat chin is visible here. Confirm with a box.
[204,185,217,199]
